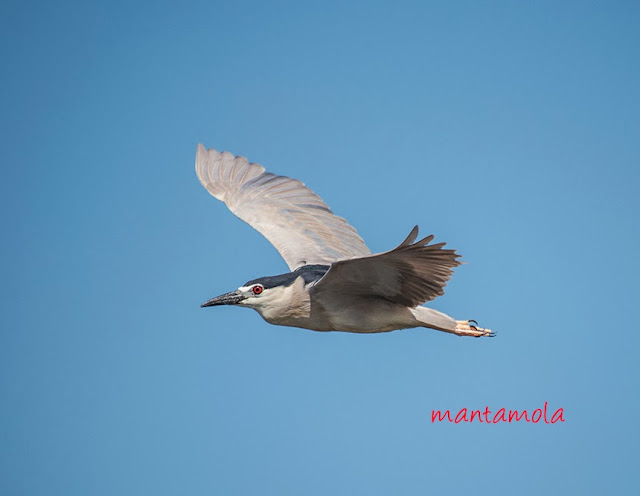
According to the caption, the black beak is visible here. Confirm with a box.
[201,290,245,308]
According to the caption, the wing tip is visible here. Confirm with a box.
[397,225,420,249]
[195,144,216,188]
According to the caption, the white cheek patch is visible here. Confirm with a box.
[236,286,252,304]
[237,285,269,304]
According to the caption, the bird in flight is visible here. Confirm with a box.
[196,145,494,338]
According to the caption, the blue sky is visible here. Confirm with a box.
[2,0,639,494]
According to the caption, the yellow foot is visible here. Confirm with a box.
[455,320,496,338]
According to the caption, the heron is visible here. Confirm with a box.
[196,145,494,338]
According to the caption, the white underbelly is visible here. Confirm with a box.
[265,299,417,333]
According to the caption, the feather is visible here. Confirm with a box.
[196,145,371,269]
[312,226,461,307]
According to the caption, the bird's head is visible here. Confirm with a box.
[200,270,309,321]
[201,266,328,323]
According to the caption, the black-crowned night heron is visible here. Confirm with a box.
[196,145,494,338]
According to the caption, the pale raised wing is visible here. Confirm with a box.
[311,226,461,307]
[195,145,371,270]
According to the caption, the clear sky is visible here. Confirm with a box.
[2,0,639,494]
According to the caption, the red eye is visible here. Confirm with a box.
[252,285,263,295]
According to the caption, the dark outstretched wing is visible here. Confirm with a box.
[311,226,461,307]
